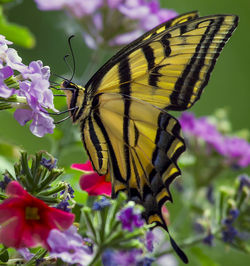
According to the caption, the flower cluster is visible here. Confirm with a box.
[34,0,177,48]
[92,196,111,210]
[0,35,56,137]
[0,181,74,249]
[117,201,144,232]
[222,209,240,243]
[179,112,250,168]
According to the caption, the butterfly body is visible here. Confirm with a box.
[62,12,238,261]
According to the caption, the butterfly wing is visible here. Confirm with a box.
[85,11,199,91]
[86,14,238,111]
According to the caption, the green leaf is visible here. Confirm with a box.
[190,246,219,266]
[0,155,13,173]
[0,6,35,48]
[0,248,9,262]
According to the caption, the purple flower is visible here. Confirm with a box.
[118,0,151,20]
[41,157,58,170]
[34,0,66,10]
[107,0,123,8]
[222,137,250,167]
[102,249,117,266]
[0,35,25,72]
[117,203,144,232]
[238,175,250,192]
[47,225,93,265]
[193,222,205,233]
[3,48,26,72]
[69,0,103,18]
[34,1,177,49]
[18,248,34,261]
[102,249,143,266]
[92,196,111,210]
[109,29,144,46]
[221,208,240,243]
[35,0,103,17]
[13,71,56,137]
[180,112,224,153]
[145,231,154,252]
[224,209,240,225]
[0,66,14,98]
[60,184,75,198]
[141,1,177,30]
[22,60,50,81]
[0,35,12,53]
[0,35,56,137]
[0,175,11,191]
[56,200,70,212]
[179,112,250,168]
[14,108,55,137]
[222,225,238,243]
[203,233,214,246]
[137,257,155,266]
[17,65,55,112]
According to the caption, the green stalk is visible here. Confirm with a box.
[83,207,97,241]
[37,183,66,197]
[99,207,109,243]
[20,152,34,190]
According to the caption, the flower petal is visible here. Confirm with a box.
[14,109,33,126]
[71,160,94,172]
[6,181,29,197]
[80,173,112,196]
[0,213,24,248]
[46,208,75,231]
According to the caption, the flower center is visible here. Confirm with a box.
[68,248,75,254]
[25,207,40,220]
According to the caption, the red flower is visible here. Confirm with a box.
[72,160,112,197]
[0,181,75,249]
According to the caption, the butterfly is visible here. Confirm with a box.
[61,11,238,263]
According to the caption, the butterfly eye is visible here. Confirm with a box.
[62,80,71,89]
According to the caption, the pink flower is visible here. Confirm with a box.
[0,181,75,249]
[71,161,112,197]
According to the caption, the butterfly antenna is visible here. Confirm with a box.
[54,116,71,124]
[51,72,70,81]
[64,54,74,78]
[50,85,61,90]
[43,107,78,116]
[68,35,76,82]
[50,81,61,86]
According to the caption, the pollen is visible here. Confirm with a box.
[25,206,40,220]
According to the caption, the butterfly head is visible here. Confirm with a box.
[61,80,86,123]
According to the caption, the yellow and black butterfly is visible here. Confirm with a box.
[61,11,238,263]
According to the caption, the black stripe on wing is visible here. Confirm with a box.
[119,56,132,183]
[167,15,239,110]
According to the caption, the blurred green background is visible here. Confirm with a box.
[0,0,249,161]
[0,1,249,265]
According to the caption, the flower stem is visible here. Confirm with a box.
[88,246,104,266]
